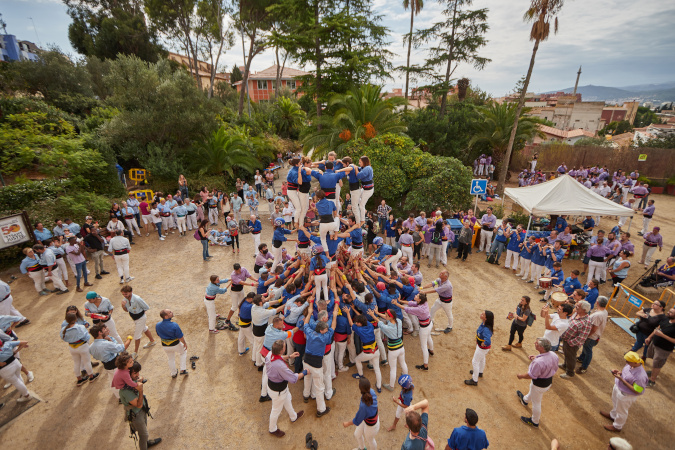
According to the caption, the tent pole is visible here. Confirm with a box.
[474,195,478,215]
[627,217,632,233]
[525,214,533,237]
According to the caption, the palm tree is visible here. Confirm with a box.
[497,0,564,195]
[469,102,545,170]
[402,0,424,109]
[302,84,408,158]
[194,126,261,177]
[271,97,306,138]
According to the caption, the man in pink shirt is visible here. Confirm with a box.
[515,337,559,428]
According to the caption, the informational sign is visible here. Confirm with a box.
[0,213,33,250]
[627,295,642,308]
[638,154,647,161]
[470,179,488,195]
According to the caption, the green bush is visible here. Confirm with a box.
[0,179,71,212]
[508,211,530,227]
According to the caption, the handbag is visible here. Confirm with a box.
[629,319,640,334]
[526,312,536,327]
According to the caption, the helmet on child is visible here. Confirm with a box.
[312,245,324,256]
[398,374,413,389]
[274,218,285,226]
[372,237,383,246]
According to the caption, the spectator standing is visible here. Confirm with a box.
[447,408,489,450]
[577,297,609,374]
[630,300,665,359]
[599,352,649,432]
[559,301,593,379]
[377,200,392,234]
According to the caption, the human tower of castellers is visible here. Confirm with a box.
[1,152,664,450]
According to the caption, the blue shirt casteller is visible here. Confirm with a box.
[155,319,184,341]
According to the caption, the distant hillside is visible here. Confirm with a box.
[542,83,675,104]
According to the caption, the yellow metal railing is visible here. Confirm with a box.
[659,288,675,311]
[608,283,658,322]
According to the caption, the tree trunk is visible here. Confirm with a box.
[404,6,414,110]
[497,38,540,196]
[275,46,281,99]
[314,0,322,120]
[238,29,256,116]
[207,5,226,99]
[439,2,458,117]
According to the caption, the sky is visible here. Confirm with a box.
[2,0,674,97]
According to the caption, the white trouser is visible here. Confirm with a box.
[618,216,629,228]
[641,217,651,235]
[374,329,386,361]
[354,419,380,450]
[335,183,342,212]
[441,241,449,265]
[69,342,94,377]
[252,233,261,252]
[0,359,29,396]
[351,247,364,259]
[142,214,153,225]
[641,245,657,266]
[208,208,219,224]
[478,164,485,176]
[587,260,605,284]
[267,200,275,216]
[595,216,601,227]
[505,250,519,270]
[163,342,187,375]
[125,218,141,235]
[480,230,493,252]
[133,314,148,340]
[430,300,453,329]
[28,270,46,292]
[400,246,413,263]
[204,299,217,330]
[355,349,382,389]
[472,345,490,382]
[314,273,329,303]
[335,339,356,369]
[287,190,301,223]
[230,290,246,312]
[176,216,187,233]
[519,259,532,280]
[350,189,362,223]
[383,252,402,276]
[298,192,309,226]
[105,368,120,399]
[271,245,283,272]
[529,263,543,285]
[269,387,298,432]
[319,220,339,252]
[238,325,255,356]
[418,323,434,364]
[523,381,551,425]
[359,188,374,224]
[114,254,130,280]
[103,318,123,344]
[401,311,414,331]
[47,266,67,291]
[610,384,638,430]
[385,236,395,246]
[303,362,327,413]
[387,346,408,387]
[55,257,69,281]
[187,214,198,230]
[162,216,172,231]
[621,187,630,203]
[254,336,265,366]
[0,295,24,320]
[323,351,334,397]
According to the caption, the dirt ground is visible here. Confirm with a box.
[1,171,673,450]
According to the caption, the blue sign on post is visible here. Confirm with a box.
[470,179,488,195]
[627,295,642,308]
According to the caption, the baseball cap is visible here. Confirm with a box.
[85,291,99,300]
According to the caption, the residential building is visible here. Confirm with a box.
[633,123,675,144]
[0,35,39,62]
[535,125,596,145]
[167,52,229,91]
[233,65,309,102]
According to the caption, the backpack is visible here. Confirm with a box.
[411,431,435,450]
[486,253,497,264]
[238,219,249,234]
[194,229,201,241]
[527,311,536,327]
[431,231,442,245]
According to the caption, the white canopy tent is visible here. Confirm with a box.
[504,174,634,232]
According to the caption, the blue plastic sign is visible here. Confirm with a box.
[627,295,642,308]
[470,179,488,195]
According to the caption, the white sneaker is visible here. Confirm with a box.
[119,279,124,284]
[126,277,135,282]
[160,237,165,241]
[27,371,34,383]
[143,341,156,348]
[16,394,32,403]
[338,367,349,372]
[146,233,150,236]
[3,382,10,389]
[131,352,138,360]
